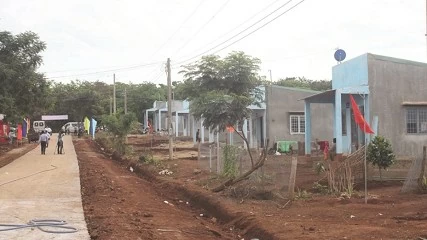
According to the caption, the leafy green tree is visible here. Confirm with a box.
[102,113,137,154]
[180,51,267,192]
[0,31,50,122]
[367,136,396,180]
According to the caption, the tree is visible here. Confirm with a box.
[0,31,50,122]
[180,51,267,192]
[367,136,396,180]
[102,113,137,154]
[275,77,332,91]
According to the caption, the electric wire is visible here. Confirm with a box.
[171,0,232,58]
[175,0,306,65]
[47,61,164,79]
[0,219,78,234]
[174,0,282,60]
[149,0,206,59]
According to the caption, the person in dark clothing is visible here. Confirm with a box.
[196,129,201,143]
[39,130,49,155]
[329,138,337,161]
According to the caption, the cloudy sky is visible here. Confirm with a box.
[1,0,425,85]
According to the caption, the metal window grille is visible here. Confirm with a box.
[419,109,427,133]
[406,108,427,134]
[290,115,305,134]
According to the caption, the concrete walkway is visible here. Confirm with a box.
[0,134,90,240]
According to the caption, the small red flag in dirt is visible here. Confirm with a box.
[349,94,374,134]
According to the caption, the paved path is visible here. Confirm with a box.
[0,134,90,240]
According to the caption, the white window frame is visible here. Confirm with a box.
[290,115,305,135]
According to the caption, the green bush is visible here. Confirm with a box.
[367,136,395,180]
[222,145,239,178]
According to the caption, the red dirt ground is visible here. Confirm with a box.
[124,135,427,240]
[2,135,426,239]
[75,138,246,240]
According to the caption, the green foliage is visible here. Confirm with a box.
[180,51,262,131]
[0,31,50,122]
[295,188,311,200]
[312,182,330,194]
[102,113,137,154]
[222,145,239,178]
[139,151,161,166]
[275,77,332,91]
[314,162,326,175]
[367,136,395,172]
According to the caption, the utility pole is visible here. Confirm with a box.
[113,74,116,114]
[110,97,112,115]
[124,88,127,114]
[268,69,273,84]
[167,58,173,160]
[425,0,427,59]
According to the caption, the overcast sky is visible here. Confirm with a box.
[1,0,425,85]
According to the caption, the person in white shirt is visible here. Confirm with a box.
[39,131,49,155]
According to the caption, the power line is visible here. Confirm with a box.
[148,0,206,59]
[171,0,232,58]
[175,0,305,65]
[47,61,164,79]
[174,0,282,60]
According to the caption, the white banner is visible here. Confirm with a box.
[41,115,69,121]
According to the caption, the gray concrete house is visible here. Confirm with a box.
[144,100,190,136]
[188,85,333,151]
[303,53,427,160]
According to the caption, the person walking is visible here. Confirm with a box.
[39,130,49,155]
[196,129,201,143]
[57,130,64,154]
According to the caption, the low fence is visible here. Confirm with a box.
[198,143,295,197]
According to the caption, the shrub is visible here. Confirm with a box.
[367,136,395,180]
[222,145,239,178]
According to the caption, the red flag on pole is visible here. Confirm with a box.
[349,94,374,134]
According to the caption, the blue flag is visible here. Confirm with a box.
[90,118,97,139]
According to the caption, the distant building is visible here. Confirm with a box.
[188,85,333,149]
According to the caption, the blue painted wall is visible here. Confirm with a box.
[332,53,369,89]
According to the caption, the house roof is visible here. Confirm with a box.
[298,89,336,103]
[145,108,157,112]
[173,109,190,114]
[368,53,427,67]
[271,85,321,94]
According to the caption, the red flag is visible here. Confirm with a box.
[349,94,374,134]
[17,124,22,140]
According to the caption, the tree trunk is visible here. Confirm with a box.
[379,167,382,181]
[212,142,268,192]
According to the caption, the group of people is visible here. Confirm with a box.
[39,130,64,155]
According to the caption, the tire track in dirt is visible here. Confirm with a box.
[75,139,238,240]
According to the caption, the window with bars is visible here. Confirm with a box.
[290,115,305,134]
[406,108,427,134]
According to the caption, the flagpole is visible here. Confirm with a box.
[364,94,368,204]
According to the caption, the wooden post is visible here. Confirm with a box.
[197,142,201,161]
[288,157,298,198]
[418,146,427,189]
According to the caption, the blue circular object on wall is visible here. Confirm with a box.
[334,49,346,62]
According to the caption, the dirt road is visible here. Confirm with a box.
[75,139,238,240]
